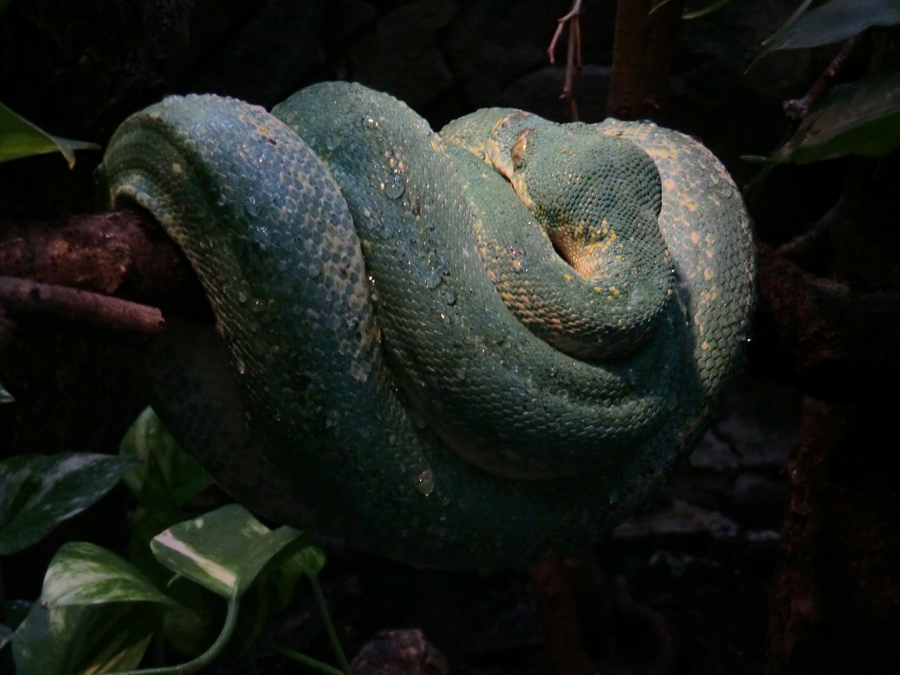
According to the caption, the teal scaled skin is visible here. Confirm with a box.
[443,110,672,360]
[101,82,754,571]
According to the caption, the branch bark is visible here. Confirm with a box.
[0,277,163,344]
[753,240,900,402]
[4,207,900,396]
[607,0,686,121]
[530,555,596,675]
[0,210,211,322]
[765,28,900,668]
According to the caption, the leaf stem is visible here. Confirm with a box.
[307,573,352,675]
[104,597,241,675]
[267,642,346,675]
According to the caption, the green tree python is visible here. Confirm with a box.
[101,82,754,571]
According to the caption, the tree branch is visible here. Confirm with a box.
[753,240,900,401]
[547,0,584,121]
[783,32,867,121]
[607,0,686,122]
[0,276,163,344]
[0,210,211,320]
[3,208,900,398]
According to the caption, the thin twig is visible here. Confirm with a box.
[783,32,867,120]
[0,276,164,343]
[548,0,583,121]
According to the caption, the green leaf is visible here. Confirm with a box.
[0,381,13,403]
[235,540,324,651]
[41,542,172,608]
[127,448,182,575]
[0,623,11,650]
[12,601,156,675]
[127,451,222,657]
[82,629,153,675]
[0,101,99,168]
[3,600,32,631]
[150,504,307,600]
[761,68,900,164]
[683,0,738,20]
[763,0,900,53]
[760,0,813,49]
[120,407,213,505]
[0,453,137,556]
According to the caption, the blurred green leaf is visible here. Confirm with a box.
[127,448,182,574]
[3,600,31,631]
[0,453,137,556]
[0,623,11,650]
[0,101,99,168]
[128,451,221,656]
[683,0,738,20]
[12,601,156,675]
[762,0,900,54]
[295,544,327,577]
[120,406,213,505]
[41,542,172,608]
[759,0,813,51]
[150,504,307,600]
[0,381,13,403]
[235,540,322,651]
[751,68,900,164]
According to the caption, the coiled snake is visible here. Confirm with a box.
[102,82,754,570]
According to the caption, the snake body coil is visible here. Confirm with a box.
[102,82,754,570]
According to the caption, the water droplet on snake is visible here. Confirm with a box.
[350,360,370,383]
[414,468,435,496]
[384,176,405,199]
[424,269,442,289]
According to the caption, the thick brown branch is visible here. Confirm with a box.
[530,555,596,675]
[530,551,675,674]
[753,240,900,401]
[607,0,686,121]
[0,209,211,320]
[3,209,900,399]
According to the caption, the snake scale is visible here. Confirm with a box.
[101,82,754,570]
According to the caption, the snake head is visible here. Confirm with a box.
[488,115,666,280]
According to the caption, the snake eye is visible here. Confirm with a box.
[511,131,529,169]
